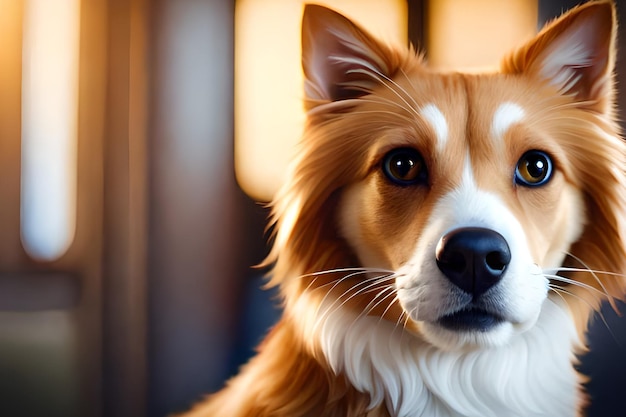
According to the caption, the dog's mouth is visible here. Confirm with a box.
[437,307,505,332]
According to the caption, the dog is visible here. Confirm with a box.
[183,1,626,416]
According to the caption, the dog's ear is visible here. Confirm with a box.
[301,5,401,107]
[503,1,616,112]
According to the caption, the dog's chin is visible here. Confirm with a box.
[414,307,541,351]
[418,319,515,351]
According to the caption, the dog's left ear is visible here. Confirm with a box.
[503,0,616,112]
[301,4,403,108]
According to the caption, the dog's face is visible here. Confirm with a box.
[337,73,586,349]
[266,1,626,353]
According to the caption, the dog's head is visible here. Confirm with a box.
[265,1,626,352]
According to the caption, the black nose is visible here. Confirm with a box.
[435,227,511,298]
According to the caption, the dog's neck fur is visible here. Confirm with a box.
[308,296,582,417]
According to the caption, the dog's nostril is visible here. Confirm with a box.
[486,251,508,272]
[436,227,511,298]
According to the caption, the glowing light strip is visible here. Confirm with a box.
[21,0,81,261]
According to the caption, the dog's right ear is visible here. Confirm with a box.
[301,4,401,107]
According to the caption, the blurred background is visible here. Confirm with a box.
[0,0,625,416]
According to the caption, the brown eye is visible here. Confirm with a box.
[382,148,427,186]
[515,151,553,186]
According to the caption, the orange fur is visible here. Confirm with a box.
[182,2,626,416]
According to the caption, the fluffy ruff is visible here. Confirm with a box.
[182,2,626,416]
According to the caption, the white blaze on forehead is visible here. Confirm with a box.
[492,102,525,141]
[420,103,448,149]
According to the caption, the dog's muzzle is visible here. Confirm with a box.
[435,227,511,331]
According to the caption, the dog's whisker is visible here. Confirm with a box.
[379,293,401,325]
[548,285,620,346]
[338,277,396,312]
[312,274,397,332]
[310,275,394,326]
[395,308,414,346]
[406,305,419,328]
[394,308,407,332]
[378,293,403,336]
[395,287,428,342]
[362,286,398,320]
[544,274,609,298]
[544,266,624,277]
[297,267,395,279]
[312,275,369,324]
[548,286,568,303]
[308,273,395,293]
[561,252,615,303]
[313,272,392,316]
[302,275,321,294]
[347,286,397,331]
[549,284,598,310]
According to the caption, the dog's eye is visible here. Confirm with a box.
[382,148,427,186]
[515,151,553,186]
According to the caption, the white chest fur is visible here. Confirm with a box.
[312,298,581,417]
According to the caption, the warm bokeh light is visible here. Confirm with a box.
[427,0,538,72]
[0,0,22,70]
[21,0,81,261]
[235,0,407,202]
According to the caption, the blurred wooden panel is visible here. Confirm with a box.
[102,0,149,415]
[147,0,249,414]
[71,0,107,415]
